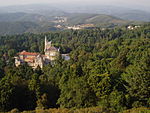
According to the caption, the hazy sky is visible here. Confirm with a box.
[0,0,150,8]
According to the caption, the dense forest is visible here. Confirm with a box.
[0,24,150,113]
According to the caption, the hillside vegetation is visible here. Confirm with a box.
[0,24,149,112]
[67,13,129,26]
[5,107,150,113]
[0,13,49,22]
[0,12,136,35]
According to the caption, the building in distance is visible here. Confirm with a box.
[14,36,70,69]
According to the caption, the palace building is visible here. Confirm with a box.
[14,36,61,69]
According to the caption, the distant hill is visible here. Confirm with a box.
[0,4,150,22]
[0,12,129,26]
[114,10,150,22]
[0,12,49,22]
[60,5,150,22]
[0,4,67,16]
[0,4,147,35]
[66,13,129,26]
[0,21,39,35]
[0,12,133,35]
[0,21,61,35]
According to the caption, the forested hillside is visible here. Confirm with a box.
[0,12,132,35]
[1,4,150,22]
[65,13,129,26]
[0,24,150,112]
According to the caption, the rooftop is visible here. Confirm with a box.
[18,51,39,56]
[47,47,59,51]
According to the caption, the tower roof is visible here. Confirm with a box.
[47,47,58,51]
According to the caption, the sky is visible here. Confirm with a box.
[0,0,150,9]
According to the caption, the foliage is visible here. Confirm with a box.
[0,24,150,112]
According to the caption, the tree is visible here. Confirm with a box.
[122,64,150,107]
[0,76,14,111]
[58,71,96,108]
[109,90,126,111]
[28,74,41,99]
[36,93,49,109]
[88,73,112,107]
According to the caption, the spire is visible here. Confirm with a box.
[50,41,52,47]
[44,36,47,52]
[58,47,60,52]
[45,36,47,44]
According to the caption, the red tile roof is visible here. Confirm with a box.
[24,57,36,63]
[19,51,39,56]
[25,57,35,60]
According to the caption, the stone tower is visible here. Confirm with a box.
[44,36,52,52]
[44,36,59,61]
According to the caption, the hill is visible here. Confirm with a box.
[60,5,150,22]
[114,10,150,22]
[0,4,67,17]
[0,21,39,35]
[0,12,133,35]
[66,13,129,26]
[0,4,147,35]
[1,4,150,22]
[0,12,49,22]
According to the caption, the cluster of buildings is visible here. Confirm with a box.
[52,16,67,23]
[14,36,69,69]
[127,25,141,30]
[54,24,95,30]
[66,24,95,30]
